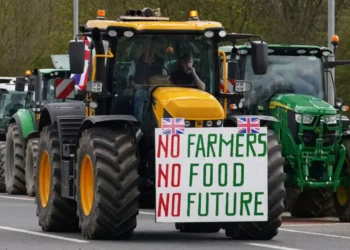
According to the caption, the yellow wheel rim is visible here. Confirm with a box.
[80,155,94,216]
[39,151,51,208]
[337,186,348,206]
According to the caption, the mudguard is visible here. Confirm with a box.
[76,115,139,149]
[9,109,35,141]
[38,102,86,133]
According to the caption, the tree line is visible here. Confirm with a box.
[1,0,350,103]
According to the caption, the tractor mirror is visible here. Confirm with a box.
[227,61,239,80]
[69,40,85,74]
[15,77,26,91]
[251,41,268,75]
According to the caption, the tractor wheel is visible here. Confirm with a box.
[76,127,139,240]
[284,187,300,212]
[290,189,334,218]
[25,138,39,197]
[5,123,26,194]
[175,223,221,233]
[334,138,350,222]
[0,141,6,192]
[36,125,79,232]
[224,129,286,240]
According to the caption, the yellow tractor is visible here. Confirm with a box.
[34,8,285,240]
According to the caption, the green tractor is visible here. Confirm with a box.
[0,76,34,192]
[219,37,350,219]
[3,64,77,196]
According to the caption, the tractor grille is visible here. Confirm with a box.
[301,124,338,147]
[57,117,85,145]
[287,111,339,147]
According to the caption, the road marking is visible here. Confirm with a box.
[140,211,155,215]
[283,223,344,227]
[0,195,34,201]
[280,228,350,240]
[246,243,302,250]
[0,226,89,243]
[0,196,156,216]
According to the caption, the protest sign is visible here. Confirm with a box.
[155,117,268,223]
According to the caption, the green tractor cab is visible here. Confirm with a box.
[219,40,350,220]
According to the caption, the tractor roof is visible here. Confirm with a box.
[85,20,223,31]
[38,69,70,74]
[236,44,331,52]
[83,8,223,33]
[219,44,332,57]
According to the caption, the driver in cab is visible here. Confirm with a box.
[127,41,167,121]
[168,53,205,90]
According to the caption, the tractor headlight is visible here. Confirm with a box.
[206,120,213,127]
[295,114,314,124]
[324,115,337,124]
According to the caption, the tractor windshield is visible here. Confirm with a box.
[113,34,216,95]
[244,55,324,102]
[0,90,27,120]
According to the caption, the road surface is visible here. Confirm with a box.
[0,194,350,250]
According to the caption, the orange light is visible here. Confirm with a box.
[97,10,105,17]
[25,70,31,76]
[166,46,174,53]
[342,105,349,112]
[189,10,198,18]
[331,35,339,44]
[229,104,236,110]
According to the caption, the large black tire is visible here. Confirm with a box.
[0,141,6,192]
[284,187,300,212]
[36,125,79,232]
[224,129,286,240]
[25,138,39,197]
[76,127,139,240]
[175,223,221,233]
[290,189,334,218]
[334,138,350,221]
[5,123,26,194]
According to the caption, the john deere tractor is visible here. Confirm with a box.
[33,8,286,240]
[3,65,79,197]
[219,39,350,220]
[0,75,34,192]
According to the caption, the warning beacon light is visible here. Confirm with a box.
[189,10,199,20]
[96,10,106,19]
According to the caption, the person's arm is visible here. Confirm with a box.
[127,61,136,81]
[190,67,206,91]
[162,61,168,75]
[127,61,142,89]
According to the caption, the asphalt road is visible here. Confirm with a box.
[0,194,350,250]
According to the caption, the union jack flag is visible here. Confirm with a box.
[161,118,185,135]
[237,117,260,134]
[70,36,91,91]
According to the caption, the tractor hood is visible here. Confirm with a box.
[270,94,337,115]
[152,87,225,120]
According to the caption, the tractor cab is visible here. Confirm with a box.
[70,8,267,126]
[221,42,350,115]
[0,82,28,127]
